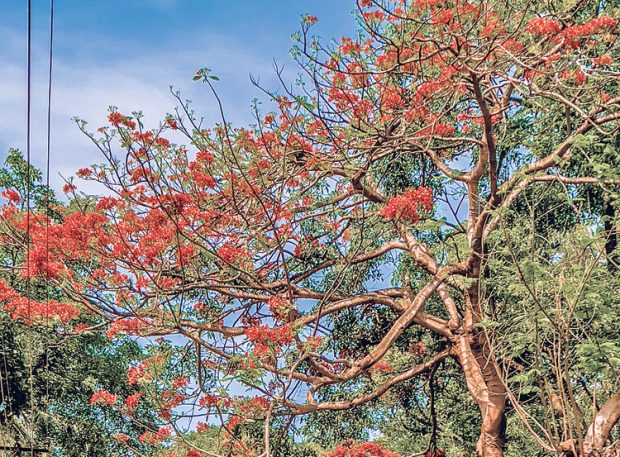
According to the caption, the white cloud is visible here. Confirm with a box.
[0,26,288,194]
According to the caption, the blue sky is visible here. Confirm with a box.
[1,0,357,192]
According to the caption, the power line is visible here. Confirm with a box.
[43,0,54,451]
[24,0,35,454]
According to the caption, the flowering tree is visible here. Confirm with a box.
[1,0,619,456]
[0,150,159,456]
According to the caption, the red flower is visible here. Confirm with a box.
[171,376,189,390]
[76,168,92,178]
[128,363,145,385]
[165,117,179,130]
[126,392,143,411]
[196,149,214,165]
[89,389,118,406]
[196,422,210,433]
[561,17,616,49]
[95,196,118,212]
[199,394,221,408]
[372,360,394,374]
[105,318,150,338]
[138,426,171,445]
[432,123,455,137]
[2,189,21,204]
[326,441,401,457]
[0,281,79,323]
[432,9,453,25]
[108,112,124,126]
[267,296,291,321]
[115,433,130,443]
[246,323,294,346]
[561,69,587,86]
[155,137,171,148]
[527,17,561,36]
[380,187,433,223]
[108,112,136,130]
[218,243,250,264]
[593,55,613,66]
[304,336,323,351]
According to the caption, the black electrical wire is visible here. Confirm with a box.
[43,0,55,452]
[24,0,35,455]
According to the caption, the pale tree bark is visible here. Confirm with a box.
[455,335,506,457]
[584,393,620,456]
[559,393,620,456]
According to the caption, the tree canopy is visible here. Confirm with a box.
[0,150,158,455]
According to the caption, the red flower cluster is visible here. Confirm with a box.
[304,336,323,351]
[431,8,453,25]
[327,441,401,457]
[115,433,130,443]
[196,422,210,433]
[237,396,272,418]
[562,16,616,48]
[76,168,93,178]
[217,243,250,264]
[165,117,178,130]
[105,318,151,338]
[159,390,187,420]
[125,392,143,411]
[417,122,455,138]
[267,295,291,321]
[22,244,65,280]
[171,376,189,390]
[527,17,562,36]
[108,112,136,130]
[14,211,108,280]
[128,363,146,385]
[593,55,613,66]
[196,149,214,165]
[0,280,79,323]
[2,189,20,204]
[89,389,118,406]
[138,426,171,445]
[199,393,221,408]
[245,323,295,357]
[432,123,455,136]
[246,323,294,347]
[372,360,395,374]
[561,69,587,86]
[379,187,433,223]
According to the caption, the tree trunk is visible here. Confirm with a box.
[559,393,620,456]
[583,393,620,456]
[455,335,506,457]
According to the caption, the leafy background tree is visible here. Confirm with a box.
[0,149,158,456]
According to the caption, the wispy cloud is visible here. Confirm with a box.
[0,0,357,194]
[0,26,285,193]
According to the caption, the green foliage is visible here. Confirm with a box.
[0,150,157,455]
